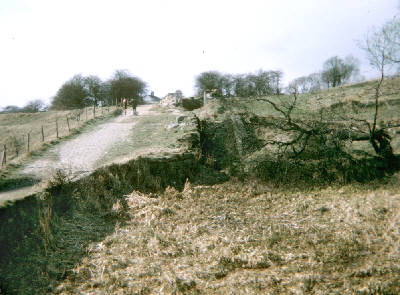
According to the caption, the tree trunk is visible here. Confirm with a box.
[370,129,394,160]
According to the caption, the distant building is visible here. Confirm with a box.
[143,91,161,104]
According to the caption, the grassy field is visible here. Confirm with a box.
[242,76,400,120]
[0,106,117,165]
[98,105,197,167]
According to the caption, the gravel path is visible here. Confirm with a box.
[22,105,153,181]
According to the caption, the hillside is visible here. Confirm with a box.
[195,76,400,181]
[0,106,117,159]
[242,77,400,119]
[0,106,121,201]
[1,77,400,294]
[0,105,196,204]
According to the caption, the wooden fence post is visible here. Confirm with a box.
[41,126,45,142]
[1,144,6,166]
[93,104,96,118]
[66,116,70,133]
[85,107,88,121]
[56,119,59,139]
[27,132,30,153]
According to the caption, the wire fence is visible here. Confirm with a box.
[0,105,118,168]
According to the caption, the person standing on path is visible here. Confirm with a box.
[122,97,127,115]
[131,98,138,115]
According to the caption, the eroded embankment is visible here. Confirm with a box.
[198,112,264,175]
[0,110,204,294]
[0,150,202,293]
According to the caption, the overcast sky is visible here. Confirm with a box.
[0,0,398,108]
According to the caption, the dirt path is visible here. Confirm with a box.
[0,105,154,202]
[24,105,154,179]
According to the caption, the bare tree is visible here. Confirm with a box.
[357,22,400,159]
[195,71,224,97]
[321,56,359,88]
[108,70,147,104]
[287,74,323,94]
[195,70,283,98]
[22,99,46,113]
[233,74,256,97]
[256,93,357,160]
[270,70,283,95]
[288,76,309,94]
[257,22,398,165]
[84,75,102,106]
[255,91,396,182]
[51,75,89,109]
[2,106,21,113]
[221,74,235,97]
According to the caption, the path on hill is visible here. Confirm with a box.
[0,105,155,202]
[23,105,154,179]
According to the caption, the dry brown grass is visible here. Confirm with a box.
[53,175,400,294]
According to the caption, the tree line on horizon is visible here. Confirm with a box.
[0,70,147,113]
[193,16,399,99]
[195,70,284,98]
[194,55,361,98]
[51,70,147,110]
